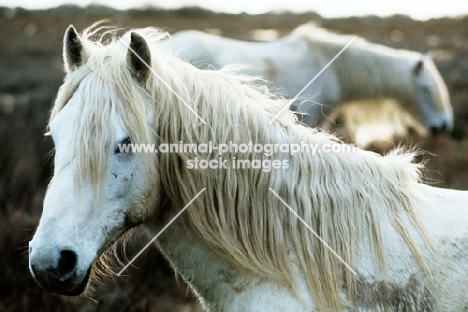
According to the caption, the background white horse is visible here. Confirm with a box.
[29,25,468,311]
[162,23,453,137]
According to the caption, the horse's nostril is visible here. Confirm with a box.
[431,122,447,135]
[57,250,77,278]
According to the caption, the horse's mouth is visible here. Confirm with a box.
[65,267,92,296]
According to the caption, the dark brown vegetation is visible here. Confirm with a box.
[0,5,467,311]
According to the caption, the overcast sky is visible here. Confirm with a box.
[2,0,468,20]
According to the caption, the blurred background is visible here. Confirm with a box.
[0,1,467,311]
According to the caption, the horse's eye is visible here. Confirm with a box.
[115,137,132,154]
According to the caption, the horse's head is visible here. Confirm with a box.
[28,26,158,295]
[413,53,453,135]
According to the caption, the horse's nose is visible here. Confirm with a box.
[430,121,448,135]
[30,248,78,282]
[29,246,90,295]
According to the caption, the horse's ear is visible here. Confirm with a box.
[127,32,151,84]
[63,25,85,73]
[413,58,424,75]
[413,51,433,75]
[423,50,434,59]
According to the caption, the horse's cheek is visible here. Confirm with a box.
[113,174,132,199]
[109,174,145,228]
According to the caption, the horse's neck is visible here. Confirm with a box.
[148,216,254,310]
[337,47,415,102]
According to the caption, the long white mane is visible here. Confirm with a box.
[51,25,433,310]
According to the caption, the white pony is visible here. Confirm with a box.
[29,25,468,311]
[162,24,453,135]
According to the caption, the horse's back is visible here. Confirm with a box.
[161,30,218,67]
[163,28,419,128]
[411,185,468,310]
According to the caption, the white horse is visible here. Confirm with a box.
[29,25,468,311]
[162,24,453,135]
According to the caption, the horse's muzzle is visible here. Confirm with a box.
[29,246,92,296]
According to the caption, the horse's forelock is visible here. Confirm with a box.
[50,27,156,205]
